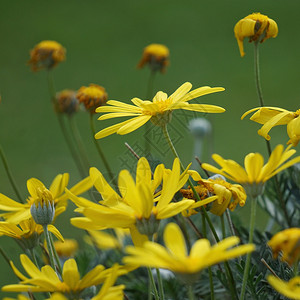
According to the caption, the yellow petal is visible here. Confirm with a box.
[62,259,80,290]
[117,115,151,135]
[179,87,225,103]
[50,173,69,199]
[26,178,45,198]
[169,82,192,103]
[164,223,187,258]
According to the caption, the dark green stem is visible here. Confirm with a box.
[147,267,159,300]
[187,284,195,300]
[240,196,257,300]
[49,232,62,274]
[43,225,56,270]
[89,114,116,186]
[155,268,165,300]
[0,146,23,203]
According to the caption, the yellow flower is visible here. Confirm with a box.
[234,13,278,57]
[77,84,108,113]
[268,228,300,266]
[137,43,170,73]
[0,174,92,224]
[56,89,79,115]
[95,82,225,139]
[242,106,300,147]
[54,239,78,258]
[181,172,246,216]
[68,157,194,243]
[3,295,31,300]
[29,40,66,71]
[123,222,254,283]
[202,144,300,197]
[267,276,300,300]
[2,254,126,296]
[0,217,63,249]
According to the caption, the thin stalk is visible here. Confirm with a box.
[0,146,23,203]
[147,267,159,300]
[187,284,195,300]
[0,247,12,268]
[225,209,236,237]
[49,232,62,274]
[29,248,39,268]
[47,71,86,178]
[89,114,116,186]
[220,214,226,239]
[261,258,279,278]
[155,268,165,300]
[240,196,257,300]
[43,225,56,270]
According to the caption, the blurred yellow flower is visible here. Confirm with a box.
[0,174,92,224]
[234,13,278,57]
[77,84,108,113]
[137,43,170,73]
[29,40,66,71]
[68,157,194,243]
[2,254,126,296]
[95,82,225,139]
[123,222,254,283]
[242,106,300,147]
[181,172,246,216]
[54,239,78,258]
[56,89,79,115]
[267,276,300,300]
[202,144,300,197]
[268,228,300,266]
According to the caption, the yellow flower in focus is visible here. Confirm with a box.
[202,144,300,197]
[234,13,278,57]
[268,228,300,266]
[2,254,126,296]
[77,84,108,113]
[267,276,300,300]
[242,106,300,147]
[29,40,66,71]
[181,172,246,216]
[0,174,92,224]
[68,157,194,243]
[56,89,79,115]
[95,82,225,139]
[54,239,78,258]
[137,43,170,73]
[123,222,254,283]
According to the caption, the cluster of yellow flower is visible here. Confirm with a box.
[0,12,299,300]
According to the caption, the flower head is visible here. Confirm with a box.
[77,84,108,113]
[202,144,300,197]
[268,228,300,266]
[2,254,126,297]
[267,276,300,300]
[29,40,66,71]
[95,82,225,139]
[137,43,170,73]
[181,173,246,216]
[56,89,79,115]
[123,222,254,283]
[68,157,194,243]
[242,107,300,147]
[234,13,278,57]
[0,174,92,224]
[54,239,78,258]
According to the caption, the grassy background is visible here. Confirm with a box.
[0,0,299,296]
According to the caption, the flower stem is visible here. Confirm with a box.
[0,146,23,203]
[147,267,159,300]
[187,284,195,300]
[220,214,226,239]
[240,196,257,300]
[155,268,165,300]
[43,225,56,270]
[49,232,62,274]
[89,114,116,186]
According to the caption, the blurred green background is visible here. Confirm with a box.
[0,0,299,296]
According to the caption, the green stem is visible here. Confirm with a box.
[187,284,195,300]
[220,214,225,239]
[240,196,257,300]
[0,146,23,203]
[155,268,165,300]
[89,114,116,186]
[0,247,12,268]
[49,232,62,274]
[43,225,56,270]
[29,248,39,268]
[225,209,236,237]
[47,71,87,178]
[147,267,159,300]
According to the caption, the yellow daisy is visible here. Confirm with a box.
[54,239,78,258]
[29,40,66,71]
[242,106,300,146]
[234,13,278,57]
[202,144,300,197]
[95,82,225,139]
[137,43,170,73]
[123,222,254,283]
[68,157,194,243]
[267,276,300,300]
[0,174,92,224]
[2,254,126,297]
[268,228,300,266]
